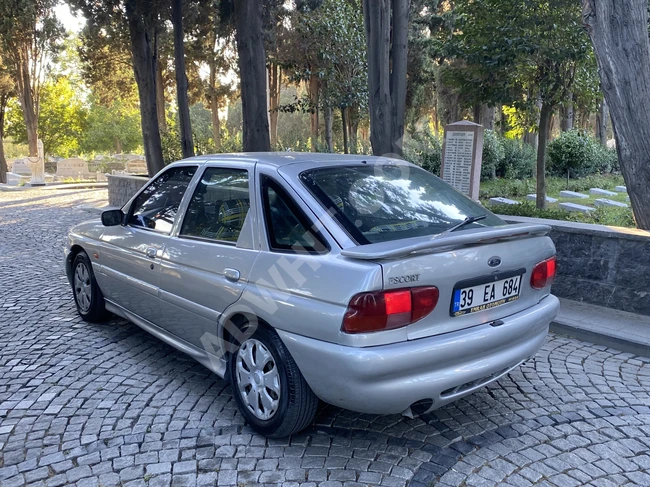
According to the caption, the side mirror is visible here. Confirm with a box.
[101,209,124,227]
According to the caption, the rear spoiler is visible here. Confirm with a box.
[340,223,551,260]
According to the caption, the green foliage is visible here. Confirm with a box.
[403,129,443,176]
[492,201,635,228]
[81,99,142,155]
[481,130,504,180]
[500,138,536,179]
[547,129,618,178]
[7,76,87,157]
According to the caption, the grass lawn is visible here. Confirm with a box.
[478,175,636,228]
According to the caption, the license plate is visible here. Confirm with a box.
[452,275,522,316]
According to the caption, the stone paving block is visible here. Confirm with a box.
[0,187,649,487]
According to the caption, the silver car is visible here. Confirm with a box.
[65,153,559,437]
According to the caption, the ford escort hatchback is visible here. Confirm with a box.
[66,153,559,437]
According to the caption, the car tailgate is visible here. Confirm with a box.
[342,224,556,340]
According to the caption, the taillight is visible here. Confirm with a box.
[342,286,439,334]
[530,256,557,289]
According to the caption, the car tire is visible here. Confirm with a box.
[228,323,319,438]
[71,251,109,322]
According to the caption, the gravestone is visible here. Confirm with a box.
[440,121,484,200]
[96,172,108,182]
[26,140,46,186]
[589,188,617,196]
[526,194,558,203]
[489,197,519,206]
[6,173,30,186]
[594,198,628,208]
[12,159,31,175]
[559,190,589,199]
[126,158,147,175]
[615,185,627,193]
[559,202,593,213]
[56,158,91,178]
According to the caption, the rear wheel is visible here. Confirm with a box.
[72,251,109,322]
[228,324,319,438]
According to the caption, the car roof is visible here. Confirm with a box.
[175,152,405,169]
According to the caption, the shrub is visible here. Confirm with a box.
[547,129,603,178]
[500,138,536,179]
[481,129,505,180]
[592,144,619,174]
[403,130,442,176]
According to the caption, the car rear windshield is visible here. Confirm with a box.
[299,164,504,244]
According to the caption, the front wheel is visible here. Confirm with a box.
[228,324,319,438]
[71,251,109,322]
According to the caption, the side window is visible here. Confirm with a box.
[180,167,250,243]
[261,176,328,254]
[128,166,197,233]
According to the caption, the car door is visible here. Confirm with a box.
[156,162,259,349]
[97,165,198,322]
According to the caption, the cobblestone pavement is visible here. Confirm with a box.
[1,187,650,487]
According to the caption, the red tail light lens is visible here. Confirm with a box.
[530,256,557,289]
[342,286,439,334]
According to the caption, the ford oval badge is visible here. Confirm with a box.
[488,256,501,267]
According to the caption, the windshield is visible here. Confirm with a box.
[300,164,504,244]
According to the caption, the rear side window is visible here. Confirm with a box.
[180,167,250,243]
[261,176,328,254]
[300,164,504,244]
[128,166,197,234]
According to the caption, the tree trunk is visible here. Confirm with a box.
[536,102,553,209]
[0,94,6,184]
[583,0,650,228]
[389,0,410,156]
[156,65,167,133]
[499,106,506,135]
[234,0,270,152]
[480,105,495,130]
[596,97,609,145]
[307,74,319,151]
[560,92,574,131]
[472,104,481,124]
[114,137,123,154]
[16,57,38,157]
[126,0,165,176]
[348,103,359,153]
[363,0,391,158]
[324,105,333,152]
[171,0,194,158]
[209,60,221,150]
[341,106,349,154]
[268,63,280,148]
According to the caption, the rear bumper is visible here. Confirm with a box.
[278,294,559,414]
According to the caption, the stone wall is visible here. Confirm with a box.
[107,174,149,207]
[503,215,650,316]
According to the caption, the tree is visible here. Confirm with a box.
[82,99,143,154]
[582,0,650,229]
[448,0,593,209]
[69,0,167,176]
[170,0,194,158]
[0,0,63,157]
[0,53,13,184]
[362,0,410,157]
[232,0,270,151]
[7,76,86,157]
[185,0,237,151]
[280,0,367,153]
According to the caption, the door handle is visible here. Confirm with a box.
[145,247,157,259]
[224,268,240,282]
